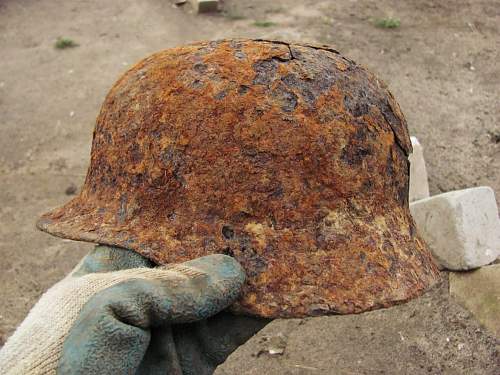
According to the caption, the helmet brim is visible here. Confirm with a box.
[38,193,440,318]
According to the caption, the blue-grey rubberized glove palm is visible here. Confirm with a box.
[0,246,268,374]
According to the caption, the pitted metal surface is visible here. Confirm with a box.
[38,39,439,318]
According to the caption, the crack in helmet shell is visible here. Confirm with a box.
[37,39,439,318]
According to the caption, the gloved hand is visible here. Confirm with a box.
[0,245,268,374]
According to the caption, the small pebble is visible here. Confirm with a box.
[65,184,77,195]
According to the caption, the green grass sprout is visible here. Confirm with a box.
[375,18,401,29]
[55,37,78,49]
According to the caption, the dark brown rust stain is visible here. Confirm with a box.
[37,39,439,318]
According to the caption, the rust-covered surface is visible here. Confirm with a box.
[37,39,440,318]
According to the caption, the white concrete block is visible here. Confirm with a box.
[410,186,500,270]
[409,136,430,202]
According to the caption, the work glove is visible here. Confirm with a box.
[0,245,267,374]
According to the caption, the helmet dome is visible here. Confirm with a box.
[38,39,439,318]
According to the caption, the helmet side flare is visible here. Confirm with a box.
[38,39,440,318]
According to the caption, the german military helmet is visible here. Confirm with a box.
[38,39,439,318]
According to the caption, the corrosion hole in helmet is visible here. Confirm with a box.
[222,225,235,240]
[214,90,227,100]
[193,62,207,74]
[222,247,235,257]
[238,85,250,95]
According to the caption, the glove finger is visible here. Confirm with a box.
[108,253,246,325]
[159,254,247,323]
[71,253,245,328]
[57,254,245,373]
[72,245,154,276]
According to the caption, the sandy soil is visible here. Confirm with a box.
[0,0,498,351]
[216,277,499,375]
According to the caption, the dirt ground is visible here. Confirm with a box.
[0,0,498,354]
[216,277,499,375]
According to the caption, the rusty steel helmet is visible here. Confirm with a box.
[38,39,439,318]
